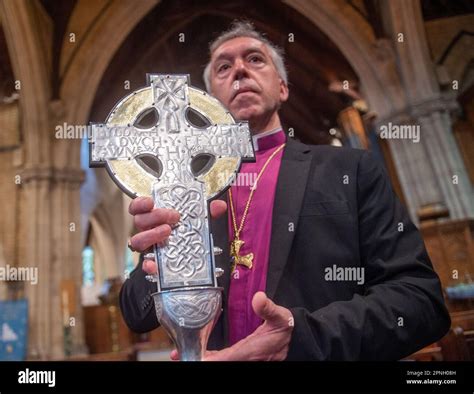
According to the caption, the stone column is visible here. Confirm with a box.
[415,105,473,219]
[19,165,86,360]
[0,100,21,301]
[20,167,55,359]
[51,167,87,357]
[377,0,473,221]
[380,116,444,221]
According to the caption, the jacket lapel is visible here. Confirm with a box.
[210,192,230,345]
[210,138,311,342]
[266,138,312,298]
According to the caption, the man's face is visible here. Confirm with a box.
[209,37,289,127]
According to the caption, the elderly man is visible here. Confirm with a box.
[119,21,450,360]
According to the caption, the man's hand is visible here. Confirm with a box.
[170,291,294,361]
[128,197,227,275]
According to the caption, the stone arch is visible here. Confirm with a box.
[61,0,408,167]
[0,0,51,167]
[58,0,159,167]
[443,34,474,92]
[284,0,405,119]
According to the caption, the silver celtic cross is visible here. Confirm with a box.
[89,74,254,360]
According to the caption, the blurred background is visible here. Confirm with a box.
[0,0,473,361]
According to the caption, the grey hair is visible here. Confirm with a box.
[203,20,288,93]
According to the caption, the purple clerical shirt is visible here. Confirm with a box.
[227,128,286,345]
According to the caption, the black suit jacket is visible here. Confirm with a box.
[119,137,450,360]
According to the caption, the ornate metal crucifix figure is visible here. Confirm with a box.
[90,74,255,360]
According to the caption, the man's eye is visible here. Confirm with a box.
[217,64,230,73]
[249,56,263,63]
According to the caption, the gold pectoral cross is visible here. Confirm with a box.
[230,238,254,272]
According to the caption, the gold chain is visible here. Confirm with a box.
[229,143,286,239]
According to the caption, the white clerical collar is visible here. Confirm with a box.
[252,127,283,151]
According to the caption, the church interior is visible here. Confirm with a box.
[0,0,473,361]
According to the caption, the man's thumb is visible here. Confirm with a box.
[210,200,227,219]
[252,291,278,322]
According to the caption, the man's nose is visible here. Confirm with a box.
[232,58,249,81]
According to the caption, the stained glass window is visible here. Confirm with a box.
[82,246,95,285]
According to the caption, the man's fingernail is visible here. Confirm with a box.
[171,221,181,229]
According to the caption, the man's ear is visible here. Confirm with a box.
[279,79,289,103]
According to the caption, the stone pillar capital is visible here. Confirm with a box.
[377,95,461,127]
[21,166,85,186]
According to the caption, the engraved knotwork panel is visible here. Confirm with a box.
[162,290,221,329]
[153,181,212,289]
